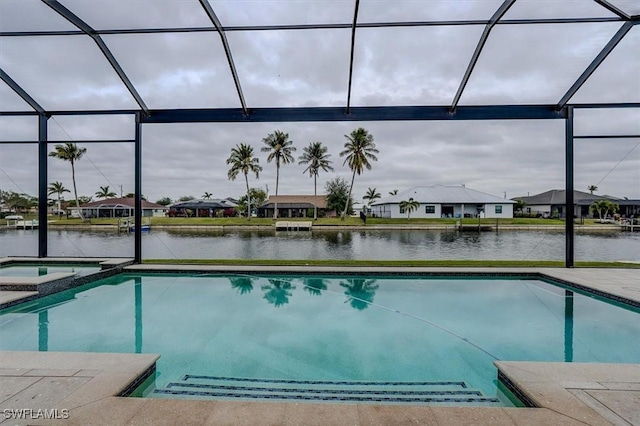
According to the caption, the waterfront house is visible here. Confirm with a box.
[258,195,330,218]
[77,198,168,219]
[512,190,638,218]
[168,198,238,217]
[370,185,514,219]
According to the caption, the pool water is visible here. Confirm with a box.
[1,273,639,406]
[0,264,102,277]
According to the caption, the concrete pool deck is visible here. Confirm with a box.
[0,266,638,425]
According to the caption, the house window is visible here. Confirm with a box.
[425,205,435,214]
[495,205,503,214]
[399,206,405,214]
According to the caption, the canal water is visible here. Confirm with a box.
[1,228,638,262]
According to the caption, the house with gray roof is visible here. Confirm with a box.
[169,198,238,217]
[513,190,638,218]
[370,185,514,219]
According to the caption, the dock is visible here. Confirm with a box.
[117,218,151,233]
[621,221,639,232]
[5,216,39,230]
[275,221,312,231]
[456,221,493,232]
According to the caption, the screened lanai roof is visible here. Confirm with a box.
[1,1,638,266]
[1,0,639,117]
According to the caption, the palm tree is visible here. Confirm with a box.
[202,192,212,199]
[389,189,398,196]
[587,185,598,195]
[339,128,379,220]
[399,198,420,220]
[298,141,333,220]
[95,185,116,199]
[47,181,69,214]
[261,130,296,219]
[226,143,262,220]
[590,199,618,222]
[49,143,87,221]
[362,187,381,210]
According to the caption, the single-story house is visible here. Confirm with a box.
[77,198,168,218]
[258,195,331,218]
[512,190,637,218]
[168,198,238,217]
[370,185,515,219]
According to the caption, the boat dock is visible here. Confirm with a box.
[275,221,312,231]
[5,216,39,230]
[117,218,151,233]
[456,221,493,232]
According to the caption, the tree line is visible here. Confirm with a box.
[226,127,378,221]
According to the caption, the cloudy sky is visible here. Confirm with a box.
[1,0,639,205]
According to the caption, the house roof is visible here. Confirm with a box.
[513,190,613,205]
[262,195,327,209]
[80,198,166,209]
[372,185,514,205]
[170,198,238,209]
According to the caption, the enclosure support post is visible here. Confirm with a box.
[38,114,48,258]
[134,111,142,264]
[565,106,574,268]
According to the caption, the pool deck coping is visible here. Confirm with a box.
[0,258,134,309]
[0,266,638,424]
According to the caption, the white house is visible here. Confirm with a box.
[370,185,515,219]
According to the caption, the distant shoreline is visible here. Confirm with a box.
[36,223,623,232]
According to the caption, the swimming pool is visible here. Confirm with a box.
[1,273,638,406]
[0,264,102,277]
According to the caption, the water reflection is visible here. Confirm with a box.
[229,276,254,294]
[3,229,638,262]
[340,279,379,310]
[262,278,296,307]
[317,231,353,246]
[302,278,328,296]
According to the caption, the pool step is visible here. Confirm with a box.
[153,375,500,405]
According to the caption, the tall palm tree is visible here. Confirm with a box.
[49,143,87,221]
[339,128,379,220]
[399,198,420,220]
[47,181,69,213]
[362,187,381,210]
[202,192,212,199]
[298,141,333,220]
[587,185,598,195]
[389,189,398,196]
[226,143,262,220]
[261,130,296,219]
[95,185,116,199]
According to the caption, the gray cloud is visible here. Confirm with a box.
[1,0,639,204]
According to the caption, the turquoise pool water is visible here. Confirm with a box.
[0,264,101,277]
[1,273,639,406]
